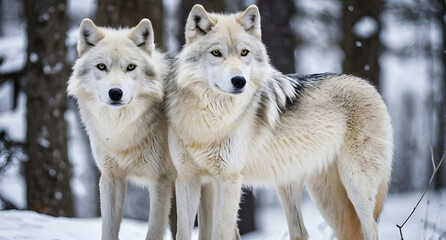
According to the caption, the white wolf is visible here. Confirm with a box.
[166,4,393,240]
[67,19,176,240]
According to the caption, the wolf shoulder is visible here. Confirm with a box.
[287,72,378,91]
[286,72,384,106]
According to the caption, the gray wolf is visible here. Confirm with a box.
[166,4,393,240]
[68,18,176,240]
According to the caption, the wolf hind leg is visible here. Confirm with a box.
[338,154,388,240]
[276,179,308,240]
[305,162,363,240]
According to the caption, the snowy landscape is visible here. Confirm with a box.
[1,190,445,239]
[1,0,446,239]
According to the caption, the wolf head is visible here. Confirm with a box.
[176,4,273,96]
[68,19,166,113]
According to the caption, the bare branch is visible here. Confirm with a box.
[430,152,445,185]
[430,144,435,170]
[0,131,24,173]
[396,150,445,240]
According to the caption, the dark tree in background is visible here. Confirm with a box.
[23,0,74,217]
[0,0,3,36]
[341,0,382,89]
[433,0,446,189]
[224,0,245,12]
[392,93,416,192]
[95,0,164,50]
[257,0,296,74]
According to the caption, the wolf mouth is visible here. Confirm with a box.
[108,101,125,107]
[214,84,245,95]
[231,89,245,94]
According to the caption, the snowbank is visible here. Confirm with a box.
[0,191,444,240]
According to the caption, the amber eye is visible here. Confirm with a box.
[210,50,222,57]
[97,63,107,70]
[241,49,249,57]
[127,64,136,71]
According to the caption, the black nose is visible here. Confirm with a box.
[109,88,123,101]
[231,76,246,89]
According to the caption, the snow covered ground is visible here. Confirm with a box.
[0,190,444,240]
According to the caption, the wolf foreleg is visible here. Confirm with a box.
[99,173,126,240]
[212,175,242,240]
[198,182,215,240]
[146,177,174,240]
[198,181,242,240]
[175,173,202,240]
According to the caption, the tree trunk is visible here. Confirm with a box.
[23,0,74,217]
[391,92,416,193]
[341,0,382,89]
[257,0,296,74]
[224,0,244,12]
[433,0,446,189]
[0,0,3,36]
[95,0,164,50]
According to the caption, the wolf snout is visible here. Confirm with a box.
[231,76,246,89]
[109,88,123,101]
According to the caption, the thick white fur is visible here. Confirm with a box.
[166,4,393,240]
[68,19,176,240]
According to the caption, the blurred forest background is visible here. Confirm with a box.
[0,0,445,237]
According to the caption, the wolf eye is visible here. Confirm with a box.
[241,49,249,57]
[127,64,136,71]
[210,50,222,57]
[97,63,107,71]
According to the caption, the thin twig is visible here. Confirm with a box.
[396,150,445,240]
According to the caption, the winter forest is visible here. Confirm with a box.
[0,0,445,239]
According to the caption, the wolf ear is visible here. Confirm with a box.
[185,4,216,43]
[237,5,261,38]
[130,19,155,54]
[78,18,104,56]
